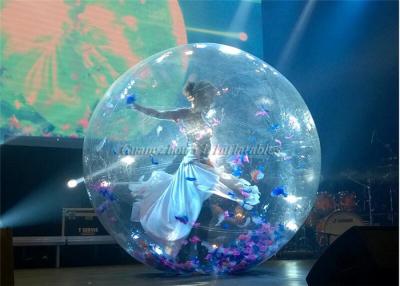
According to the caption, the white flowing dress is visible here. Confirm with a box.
[129,112,260,244]
[130,151,221,241]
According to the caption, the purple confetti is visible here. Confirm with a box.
[192,222,201,228]
[189,236,201,243]
[224,211,230,219]
[130,219,288,274]
[241,190,250,198]
[255,105,270,117]
[231,155,243,166]
[211,118,221,126]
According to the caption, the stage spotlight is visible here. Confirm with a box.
[67,179,78,188]
[239,32,248,42]
[66,177,84,189]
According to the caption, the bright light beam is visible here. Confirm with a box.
[0,181,63,228]
[1,154,139,228]
[67,155,137,189]
[277,0,317,69]
[186,27,247,41]
[228,0,252,41]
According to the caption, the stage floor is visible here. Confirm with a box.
[14,259,315,286]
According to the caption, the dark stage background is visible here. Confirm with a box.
[262,0,398,180]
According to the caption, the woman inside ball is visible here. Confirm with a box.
[127,80,260,248]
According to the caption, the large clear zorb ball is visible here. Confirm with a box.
[83,43,320,274]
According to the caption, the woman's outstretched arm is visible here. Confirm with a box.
[133,103,188,121]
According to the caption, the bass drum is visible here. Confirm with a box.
[316,211,366,247]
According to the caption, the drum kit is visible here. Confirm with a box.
[282,178,396,257]
[285,136,399,256]
[302,163,398,252]
[277,190,368,257]
[308,191,366,248]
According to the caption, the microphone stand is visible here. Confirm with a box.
[345,175,373,226]
[372,131,397,225]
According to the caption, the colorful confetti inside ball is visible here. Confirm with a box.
[83,43,321,274]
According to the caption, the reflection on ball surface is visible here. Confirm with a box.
[83,43,320,274]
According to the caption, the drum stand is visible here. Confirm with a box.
[366,180,373,226]
[371,133,397,225]
[346,175,373,226]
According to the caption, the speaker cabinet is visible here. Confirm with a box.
[0,228,14,286]
[307,226,398,286]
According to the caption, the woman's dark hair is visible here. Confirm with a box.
[184,80,217,108]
